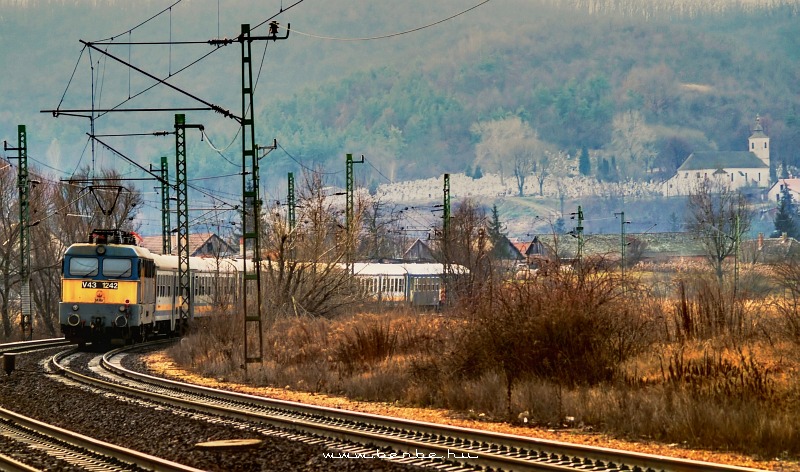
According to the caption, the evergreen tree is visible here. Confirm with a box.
[775,186,800,239]
[488,205,509,258]
[473,165,483,179]
[579,145,591,176]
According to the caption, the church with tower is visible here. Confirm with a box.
[663,115,770,195]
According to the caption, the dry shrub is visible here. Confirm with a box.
[266,316,332,367]
[662,346,774,402]
[446,260,653,419]
[338,361,409,402]
[334,319,397,375]
[167,311,244,380]
[671,269,766,340]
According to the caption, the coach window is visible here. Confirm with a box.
[69,257,98,277]
[103,259,132,278]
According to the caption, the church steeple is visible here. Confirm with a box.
[749,114,769,168]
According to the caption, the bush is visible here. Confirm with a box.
[448,260,654,417]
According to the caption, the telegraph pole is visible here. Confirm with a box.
[614,211,630,289]
[174,114,203,333]
[4,125,32,340]
[734,214,740,300]
[571,205,584,263]
[345,153,364,274]
[442,173,451,305]
[443,173,451,242]
[287,172,296,231]
[150,156,171,255]
[235,22,289,367]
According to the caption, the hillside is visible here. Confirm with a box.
[1,0,799,237]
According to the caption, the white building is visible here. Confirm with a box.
[767,178,800,204]
[664,115,770,195]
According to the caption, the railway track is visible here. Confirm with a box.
[0,339,205,472]
[50,341,769,472]
[0,405,202,472]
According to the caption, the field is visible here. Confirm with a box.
[168,259,800,470]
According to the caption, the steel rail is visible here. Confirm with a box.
[0,338,69,355]
[52,343,769,472]
[0,404,205,472]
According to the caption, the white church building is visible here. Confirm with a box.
[663,115,770,196]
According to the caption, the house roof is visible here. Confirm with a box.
[677,151,767,172]
[529,232,708,260]
[512,241,529,255]
[492,235,524,260]
[768,178,800,194]
[403,238,435,262]
[138,233,236,256]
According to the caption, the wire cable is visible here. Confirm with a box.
[95,0,186,43]
[284,0,490,41]
[364,157,394,184]
[277,143,343,176]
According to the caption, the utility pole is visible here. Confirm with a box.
[287,172,295,231]
[734,214,740,300]
[237,22,289,368]
[571,205,584,263]
[614,211,630,289]
[150,156,171,255]
[345,153,364,274]
[287,172,296,261]
[443,173,451,242]
[442,173,451,306]
[174,114,203,333]
[4,125,32,340]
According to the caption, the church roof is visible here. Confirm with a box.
[677,151,767,172]
[750,114,768,139]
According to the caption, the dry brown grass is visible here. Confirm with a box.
[169,264,800,462]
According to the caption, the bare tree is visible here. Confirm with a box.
[532,150,551,197]
[359,197,405,260]
[472,116,550,187]
[0,163,20,338]
[608,110,657,179]
[685,179,751,284]
[436,199,497,302]
[261,170,364,319]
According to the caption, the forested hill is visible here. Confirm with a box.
[2,0,800,192]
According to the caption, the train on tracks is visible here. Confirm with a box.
[59,229,458,346]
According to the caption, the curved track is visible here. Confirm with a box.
[50,341,769,472]
[0,339,204,472]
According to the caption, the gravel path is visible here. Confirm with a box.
[0,347,426,472]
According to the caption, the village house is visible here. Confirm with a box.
[663,115,770,196]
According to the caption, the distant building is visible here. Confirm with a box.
[403,238,436,262]
[766,178,800,204]
[138,233,237,257]
[664,115,770,195]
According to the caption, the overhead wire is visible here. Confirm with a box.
[277,143,342,176]
[48,0,320,235]
[284,0,491,41]
[94,0,186,43]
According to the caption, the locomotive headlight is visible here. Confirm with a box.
[119,305,126,312]
[96,245,106,255]
[72,304,79,311]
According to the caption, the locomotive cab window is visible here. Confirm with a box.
[69,257,98,277]
[103,259,132,278]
